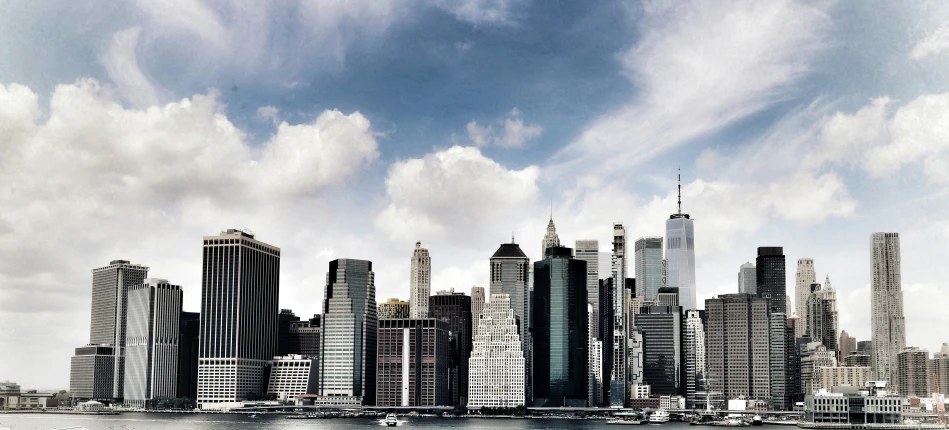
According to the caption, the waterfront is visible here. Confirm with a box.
[0,413,699,430]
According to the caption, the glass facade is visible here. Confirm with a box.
[635,237,664,300]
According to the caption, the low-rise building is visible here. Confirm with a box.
[818,366,872,392]
[0,381,21,409]
[267,355,318,403]
[803,383,902,425]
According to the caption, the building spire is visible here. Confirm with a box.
[550,199,553,221]
[677,166,682,215]
[512,231,515,244]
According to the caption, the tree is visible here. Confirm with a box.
[54,391,69,402]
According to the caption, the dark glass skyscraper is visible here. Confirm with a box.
[197,229,280,407]
[429,290,473,405]
[636,305,682,396]
[756,247,786,313]
[532,246,588,407]
[277,309,301,356]
[177,311,200,400]
[319,258,377,406]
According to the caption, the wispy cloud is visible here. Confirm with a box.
[910,23,949,60]
[466,108,542,148]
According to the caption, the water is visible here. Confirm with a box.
[0,413,699,430]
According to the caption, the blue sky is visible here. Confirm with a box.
[2,0,949,389]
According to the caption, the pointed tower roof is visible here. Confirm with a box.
[824,274,833,290]
[493,242,528,259]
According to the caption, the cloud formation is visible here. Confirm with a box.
[910,23,949,60]
[466,108,543,148]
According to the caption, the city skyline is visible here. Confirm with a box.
[2,0,949,391]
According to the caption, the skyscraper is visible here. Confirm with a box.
[319,259,377,406]
[197,229,280,408]
[489,240,531,378]
[637,305,682,396]
[541,215,561,258]
[666,172,697,310]
[410,242,431,319]
[376,318,450,407]
[287,315,322,357]
[575,240,600,318]
[738,262,756,295]
[683,310,706,409]
[932,345,949,395]
[471,286,485,337]
[897,347,930,398]
[87,260,150,401]
[870,232,906,385]
[177,312,200,401]
[806,279,839,356]
[532,246,588,407]
[769,312,788,410]
[123,279,182,409]
[635,237,664,301]
[429,289,473,405]
[277,309,301,356]
[756,247,786,314]
[467,294,526,408]
[794,259,816,338]
[839,331,857,362]
[378,298,410,319]
[706,294,771,405]
[610,223,628,407]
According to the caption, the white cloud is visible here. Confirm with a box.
[256,105,280,124]
[552,0,830,175]
[432,0,529,26]
[466,108,542,148]
[0,79,379,387]
[910,23,949,60]
[100,27,163,108]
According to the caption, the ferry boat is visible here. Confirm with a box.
[385,413,399,427]
[649,410,671,424]
[752,415,763,426]
[608,417,643,425]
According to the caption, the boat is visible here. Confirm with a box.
[608,418,643,425]
[648,410,671,424]
[752,415,763,426]
[385,413,399,427]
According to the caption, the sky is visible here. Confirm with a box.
[2,0,949,390]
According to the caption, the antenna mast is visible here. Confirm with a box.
[677,167,682,215]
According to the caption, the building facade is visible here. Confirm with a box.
[706,294,771,405]
[635,237,664,301]
[267,355,318,402]
[123,279,183,409]
[532,246,588,407]
[177,311,200,400]
[287,315,322,357]
[818,366,871,391]
[666,193,697,310]
[575,240,600,317]
[319,258,377,406]
[801,342,838,396]
[933,344,949,395]
[870,233,906,385]
[897,347,930,398]
[770,312,788,410]
[756,247,786,314]
[839,331,857,362]
[376,318,450,407]
[541,216,561,258]
[610,223,628,407]
[683,309,706,408]
[467,294,526,408]
[378,298,410,320]
[69,345,116,403]
[806,280,839,356]
[489,241,531,396]
[470,286,485,337]
[794,259,816,338]
[429,289,473,405]
[637,305,682,396]
[410,242,431,319]
[197,229,281,408]
[738,262,756,295]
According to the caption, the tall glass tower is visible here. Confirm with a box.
[634,237,664,300]
[665,172,697,310]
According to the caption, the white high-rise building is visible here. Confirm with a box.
[870,232,905,385]
[635,237,664,300]
[738,262,756,295]
[610,223,628,407]
[588,302,603,406]
[468,294,525,408]
[471,286,485,337]
[409,242,431,319]
[267,355,318,403]
[575,240,600,314]
[541,216,561,258]
[666,172,697,310]
[683,310,706,409]
[795,258,816,338]
[123,279,182,409]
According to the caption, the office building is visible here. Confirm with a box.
[588,303,604,406]
[706,294,771,405]
[794,259,816,338]
[769,312,788,410]
[542,215,561,258]
[319,259,377,406]
[598,278,615,406]
[839,331,857,362]
[738,262,756,295]
[932,344,949,395]
[532,246,588,407]
[656,287,679,307]
[471,286,485,337]
[897,347,930,398]
[287,315,322,357]
[805,281,839,356]
[637,305,682,396]
[818,366,871,391]
[69,345,116,403]
[177,312,200,400]
[629,327,645,401]
[378,298,410,320]
[801,342,837,396]
[267,355,318,402]
[410,242,431,319]
[756,247,786,314]
[123,279,183,409]
[610,223,628,407]
[666,173,697,310]
[467,294,525,408]
[277,309,301,356]
[575,240,600,322]
[870,233,906,385]
[489,240,531,391]
[85,260,150,401]
[375,319,450,407]
[429,289,473,405]
[683,310,706,408]
[635,237,664,301]
[197,229,280,408]
[844,354,872,368]
[786,317,804,405]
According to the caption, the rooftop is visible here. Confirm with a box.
[492,243,527,259]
